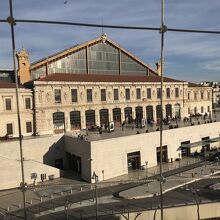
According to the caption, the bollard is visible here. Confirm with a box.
[7,207,10,212]
[60,191,63,196]
[80,187,82,191]
[40,197,43,202]
[30,200,32,205]
[70,189,73,194]
[18,203,22,208]
[51,194,53,199]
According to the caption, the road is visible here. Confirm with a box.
[7,161,220,220]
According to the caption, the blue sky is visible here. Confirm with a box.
[1,0,220,82]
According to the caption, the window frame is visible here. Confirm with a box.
[125,88,130,100]
[54,89,62,103]
[87,89,93,102]
[101,89,106,102]
[147,88,151,99]
[5,98,12,111]
[136,88,141,100]
[114,89,119,101]
[71,89,78,103]
[25,97,31,109]
[175,88,179,98]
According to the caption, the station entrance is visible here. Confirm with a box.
[127,151,141,171]
[156,146,168,163]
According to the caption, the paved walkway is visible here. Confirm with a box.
[119,161,220,199]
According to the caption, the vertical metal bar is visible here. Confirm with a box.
[95,177,98,220]
[159,0,165,220]
[8,0,27,219]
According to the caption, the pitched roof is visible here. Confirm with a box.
[36,73,184,83]
[0,80,24,89]
[30,34,157,75]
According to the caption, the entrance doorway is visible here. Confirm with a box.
[70,111,81,130]
[127,151,141,171]
[99,109,109,125]
[113,108,121,126]
[124,107,132,123]
[53,112,65,134]
[156,146,168,163]
[180,141,191,156]
[66,152,81,174]
[85,110,95,128]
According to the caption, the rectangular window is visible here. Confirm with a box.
[175,88,179,98]
[201,92,204,100]
[114,89,119,101]
[25,98,31,109]
[71,89,77,102]
[136,88,141,100]
[201,106,204,113]
[6,123,13,135]
[188,93,190,100]
[147,88,151,99]
[157,88,161,99]
[125,88,130,100]
[5,98,12,110]
[207,106,210,112]
[87,89,93,102]
[54,89,61,103]
[101,89,106,101]
[166,88,170,98]
[207,92,210,100]
[26,121,32,133]
[194,92,197,100]
[188,108,190,114]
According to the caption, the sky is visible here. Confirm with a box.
[0,0,220,83]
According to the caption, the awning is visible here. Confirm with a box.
[178,136,220,150]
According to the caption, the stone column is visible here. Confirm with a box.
[95,109,100,126]
[81,109,86,129]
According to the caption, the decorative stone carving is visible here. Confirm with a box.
[108,91,111,99]
[46,92,51,102]
[64,92,68,100]
[80,92,84,100]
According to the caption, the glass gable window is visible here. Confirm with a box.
[125,88,130,100]
[166,88,170,98]
[157,88,161,99]
[5,98,12,110]
[114,89,119,101]
[175,88,179,98]
[147,88,151,99]
[121,52,146,76]
[136,88,141,100]
[54,89,61,103]
[87,89,93,102]
[101,89,106,101]
[25,98,31,109]
[71,89,77,102]
[88,43,119,75]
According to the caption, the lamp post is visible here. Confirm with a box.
[92,172,99,220]
[178,152,181,176]
[145,161,148,179]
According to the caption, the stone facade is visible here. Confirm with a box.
[0,81,33,137]
[31,74,212,135]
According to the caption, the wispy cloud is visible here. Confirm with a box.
[0,0,220,81]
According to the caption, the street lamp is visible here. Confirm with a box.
[145,161,148,179]
[92,172,99,220]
